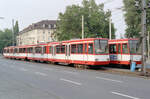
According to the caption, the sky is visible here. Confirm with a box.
[0,0,126,39]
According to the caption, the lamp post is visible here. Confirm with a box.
[0,17,4,19]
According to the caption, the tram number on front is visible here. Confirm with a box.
[110,55,117,61]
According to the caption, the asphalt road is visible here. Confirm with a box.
[0,57,150,99]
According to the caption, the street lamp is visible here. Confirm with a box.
[0,17,4,19]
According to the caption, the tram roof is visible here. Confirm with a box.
[109,38,138,42]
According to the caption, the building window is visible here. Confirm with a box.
[54,24,56,28]
[43,24,45,28]
[48,24,51,28]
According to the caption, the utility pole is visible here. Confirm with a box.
[141,0,147,74]
[12,19,15,46]
[148,31,150,60]
[82,15,84,39]
[109,16,112,40]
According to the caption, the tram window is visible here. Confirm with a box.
[28,48,33,53]
[61,45,65,54]
[71,44,76,54]
[84,43,87,54]
[35,47,42,53]
[27,48,29,53]
[94,40,108,54]
[109,44,117,54]
[122,43,128,54]
[19,48,22,53]
[42,46,46,54]
[88,43,93,54]
[118,44,121,54]
[56,45,61,53]
[129,40,141,54]
[49,46,52,54]
[23,48,26,53]
[14,49,16,53]
[77,44,83,54]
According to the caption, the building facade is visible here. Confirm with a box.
[16,20,57,46]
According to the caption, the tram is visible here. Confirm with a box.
[3,38,110,66]
[109,39,142,65]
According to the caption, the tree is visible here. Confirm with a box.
[0,29,13,52]
[13,21,19,45]
[123,0,150,38]
[56,0,115,41]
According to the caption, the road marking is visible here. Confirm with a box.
[44,68,53,71]
[35,72,47,76]
[96,77,123,83]
[62,71,79,75]
[111,92,140,99]
[60,78,82,86]
[19,68,27,71]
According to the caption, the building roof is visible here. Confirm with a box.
[19,20,57,34]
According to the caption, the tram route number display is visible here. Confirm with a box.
[110,55,117,61]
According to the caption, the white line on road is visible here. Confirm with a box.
[35,72,47,76]
[60,78,82,86]
[96,77,123,83]
[62,71,79,75]
[43,68,53,71]
[20,68,28,72]
[111,92,140,99]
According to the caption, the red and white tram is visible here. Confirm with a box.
[3,38,110,66]
[109,39,142,65]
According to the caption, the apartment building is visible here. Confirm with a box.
[16,20,57,45]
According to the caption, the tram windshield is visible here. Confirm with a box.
[129,40,141,54]
[94,39,108,54]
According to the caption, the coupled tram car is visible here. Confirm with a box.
[3,38,110,68]
[109,39,142,66]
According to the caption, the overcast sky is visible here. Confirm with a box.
[0,0,125,39]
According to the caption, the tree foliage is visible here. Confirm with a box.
[123,0,150,38]
[0,29,13,52]
[56,0,115,41]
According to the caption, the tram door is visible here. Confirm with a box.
[109,44,118,62]
[83,43,88,64]
[42,46,47,60]
[117,44,122,63]
[51,45,56,59]
[65,44,70,63]
[121,43,130,62]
